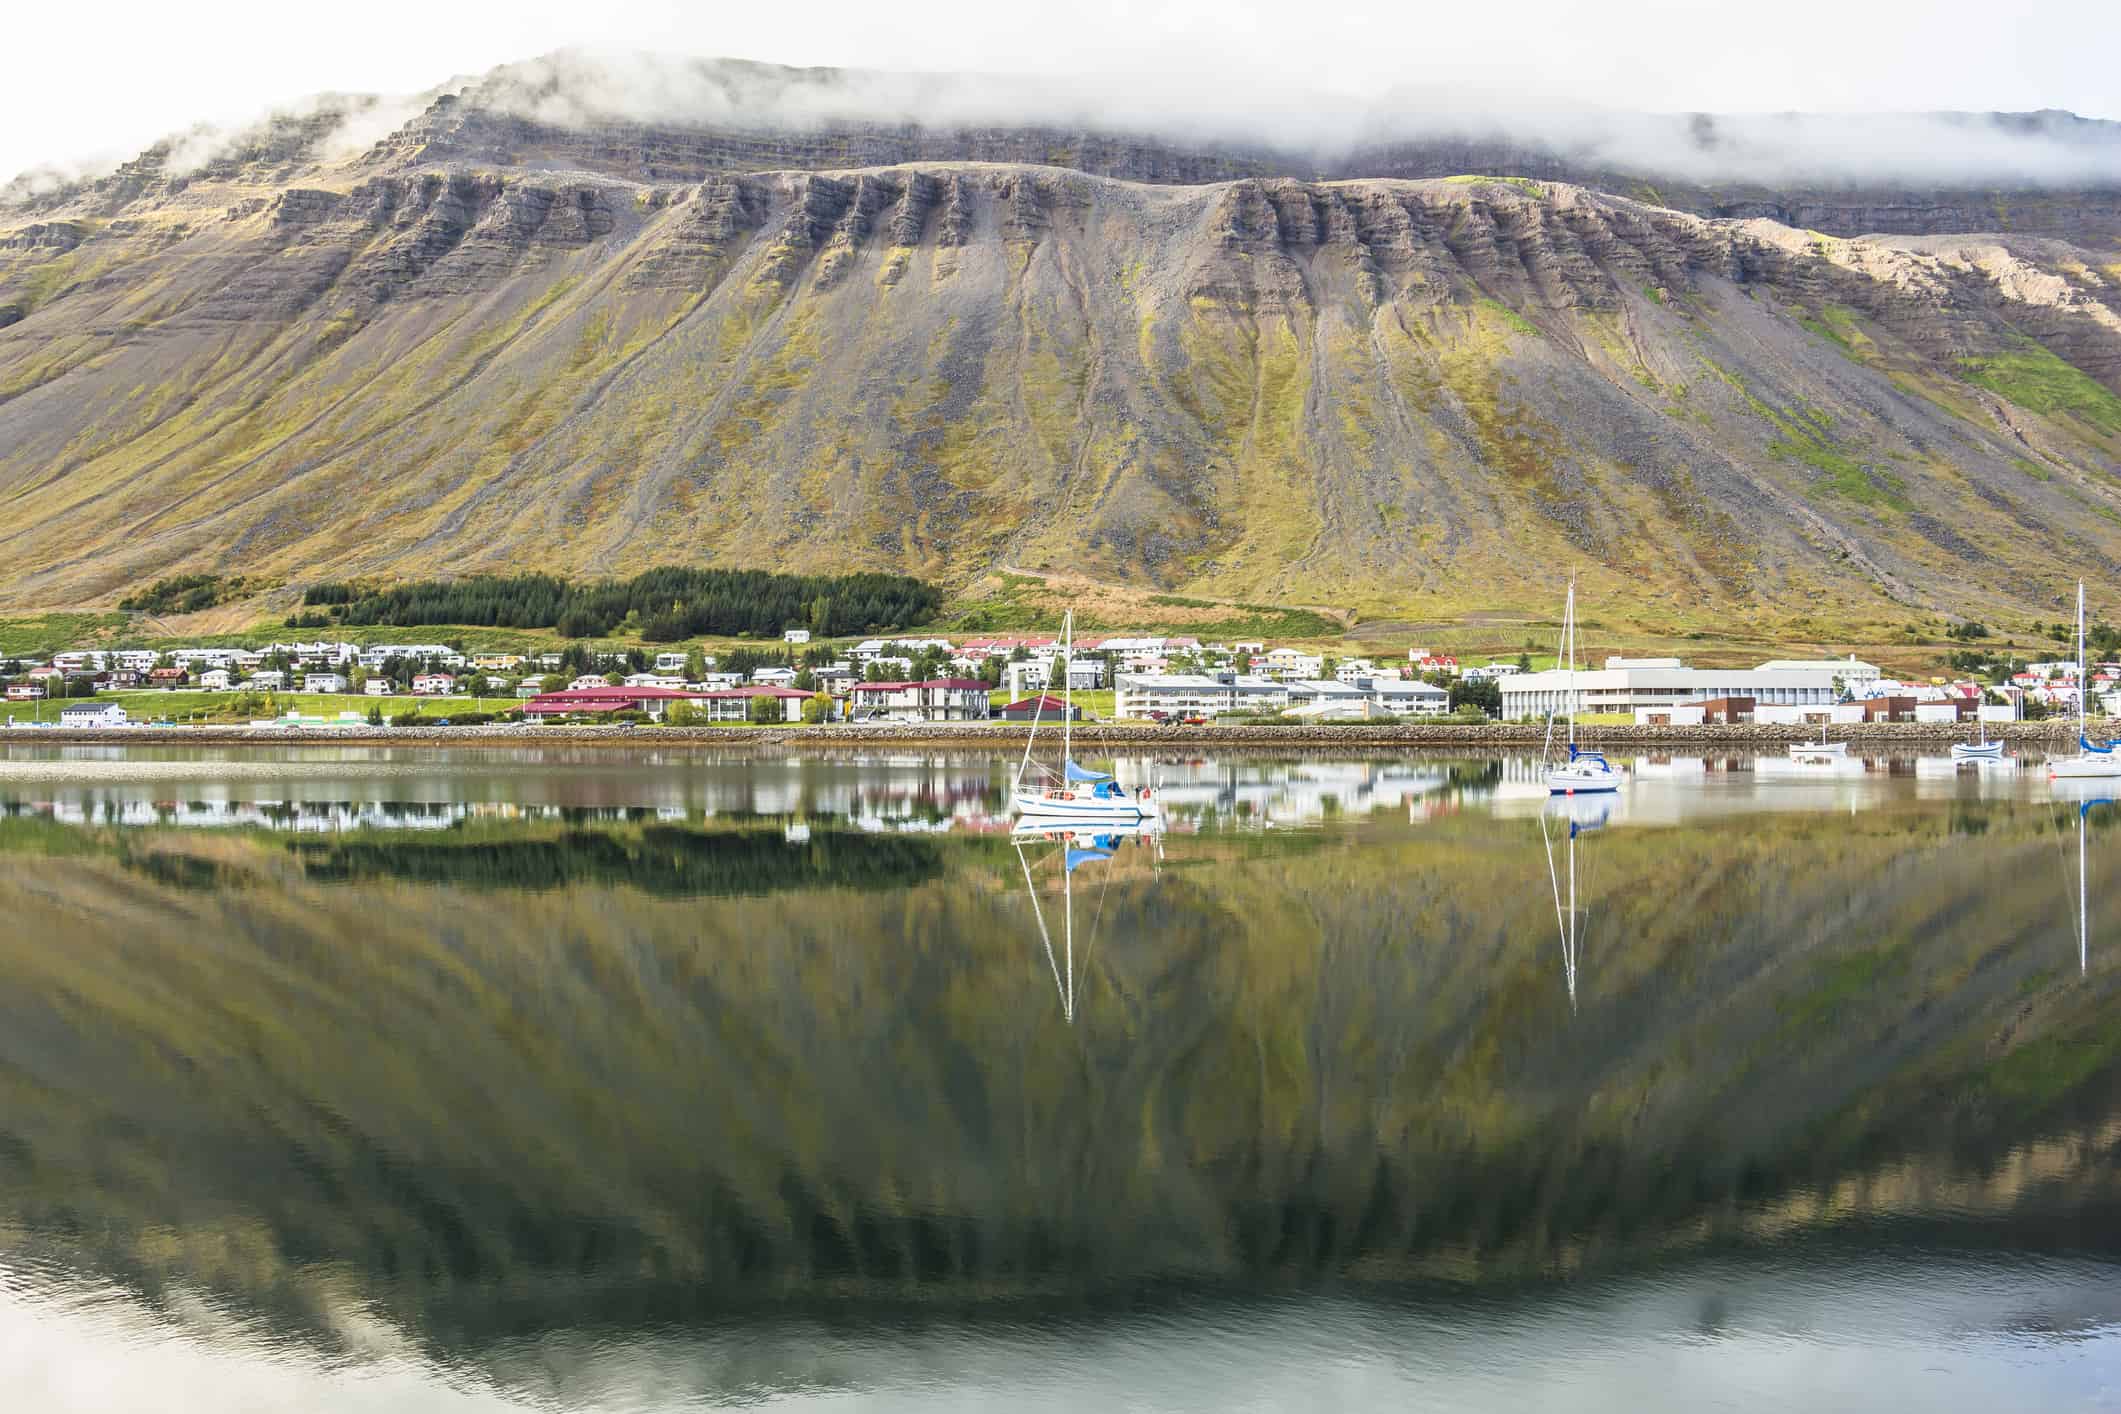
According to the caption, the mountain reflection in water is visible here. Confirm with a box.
[0,746,2117,1410]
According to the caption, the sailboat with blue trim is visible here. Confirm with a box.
[1544,581,1624,796]
[2050,581,2121,780]
[1012,609,1160,823]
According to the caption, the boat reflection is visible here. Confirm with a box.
[1541,795,1609,1009]
[1011,817,1164,1020]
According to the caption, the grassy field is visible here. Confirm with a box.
[19,691,529,724]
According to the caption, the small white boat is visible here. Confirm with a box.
[1011,609,1161,824]
[1541,582,1623,796]
[2050,581,2121,781]
[1789,724,1847,759]
[1950,729,2006,762]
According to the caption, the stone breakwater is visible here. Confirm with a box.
[0,721,2080,750]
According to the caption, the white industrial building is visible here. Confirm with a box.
[1501,662,1838,720]
[1756,656,1881,686]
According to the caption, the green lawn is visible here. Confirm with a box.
[26,691,528,724]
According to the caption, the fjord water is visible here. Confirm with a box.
[1,744,2118,1411]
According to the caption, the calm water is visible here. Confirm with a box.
[1,743,2118,1411]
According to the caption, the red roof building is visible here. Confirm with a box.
[997,695,1079,722]
[521,685,710,718]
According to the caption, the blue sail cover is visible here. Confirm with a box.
[1566,743,1610,767]
[2082,735,2116,755]
[1065,846,1117,872]
[1064,758,1115,783]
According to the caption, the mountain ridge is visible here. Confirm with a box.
[3,55,2120,630]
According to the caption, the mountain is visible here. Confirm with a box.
[3,52,2120,632]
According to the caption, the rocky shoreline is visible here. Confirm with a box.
[0,721,2079,750]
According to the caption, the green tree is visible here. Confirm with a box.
[685,646,707,679]
[540,673,566,693]
[604,671,625,687]
[747,692,785,725]
[808,595,832,638]
[801,691,834,724]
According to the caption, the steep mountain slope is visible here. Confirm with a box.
[2,59,2120,628]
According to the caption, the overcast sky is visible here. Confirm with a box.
[6,0,2116,183]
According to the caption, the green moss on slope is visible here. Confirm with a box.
[1958,339,2121,439]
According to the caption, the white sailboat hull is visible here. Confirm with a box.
[2050,755,2121,779]
[1013,791,1157,821]
[1950,741,2005,761]
[1544,765,1622,795]
[1789,742,1848,758]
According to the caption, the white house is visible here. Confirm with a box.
[412,673,456,695]
[783,629,812,645]
[848,678,992,722]
[364,679,394,696]
[59,702,128,728]
[1369,678,1451,715]
[247,670,286,691]
[199,669,233,691]
[1260,648,1324,681]
[751,666,798,687]
[302,672,348,694]
[625,673,687,690]
[653,652,690,673]
[1113,673,1283,720]
[570,674,610,690]
[1333,659,1376,684]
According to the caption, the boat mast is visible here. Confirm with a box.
[1061,609,1073,770]
[1565,581,1577,749]
[2079,580,2088,741]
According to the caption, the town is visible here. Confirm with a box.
[0,627,2104,729]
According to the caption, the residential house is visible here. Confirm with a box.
[200,669,233,691]
[303,673,349,694]
[1368,678,1450,715]
[693,685,811,722]
[849,679,992,722]
[751,666,798,687]
[1260,648,1324,681]
[569,674,611,690]
[783,629,812,645]
[364,679,394,696]
[1333,659,1376,684]
[625,673,687,690]
[147,667,188,688]
[59,702,128,728]
[1114,673,1283,721]
[653,652,690,673]
[105,670,144,689]
[412,673,456,696]
[472,654,524,673]
[247,670,286,691]
[5,682,47,701]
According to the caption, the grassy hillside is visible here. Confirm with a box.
[4,156,2120,640]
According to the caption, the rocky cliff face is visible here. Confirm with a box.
[2,58,2120,625]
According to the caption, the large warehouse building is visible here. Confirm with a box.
[1500,659,1839,719]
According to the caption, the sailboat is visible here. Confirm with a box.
[1012,609,1161,822]
[2049,581,2121,780]
[1950,716,2006,762]
[1789,720,1848,759]
[1543,581,1623,795]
